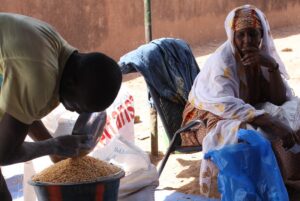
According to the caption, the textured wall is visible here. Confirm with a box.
[1,0,300,60]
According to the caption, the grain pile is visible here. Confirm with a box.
[32,156,121,183]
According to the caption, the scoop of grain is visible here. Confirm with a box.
[32,156,121,183]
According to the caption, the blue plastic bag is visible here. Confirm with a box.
[204,129,289,201]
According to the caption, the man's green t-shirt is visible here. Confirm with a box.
[0,13,76,124]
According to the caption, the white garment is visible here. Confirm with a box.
[188,4,293,197]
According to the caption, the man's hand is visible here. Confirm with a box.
[49,134,98,163]
[52,134,97,158]
[49,155,67,163]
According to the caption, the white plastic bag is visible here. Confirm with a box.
[100,85,135,145]
[92,135,159,201]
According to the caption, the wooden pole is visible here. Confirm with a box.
[143,0,158,156]
[144,0,152,43]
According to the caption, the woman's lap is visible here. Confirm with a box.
[181,98,300,198]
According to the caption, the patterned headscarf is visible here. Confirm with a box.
[224,4,289,78]
[232,7,262,32]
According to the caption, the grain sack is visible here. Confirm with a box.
[32,156,121,183]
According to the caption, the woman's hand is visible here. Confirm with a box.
[251,114,295,149]
[241,47,286,105]
[241,47,277,70]
[293,130,300,144]
[269,119,295,149]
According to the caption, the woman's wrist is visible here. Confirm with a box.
[251,113,269,127]
[282,132,296,150]
[268,63,279,73]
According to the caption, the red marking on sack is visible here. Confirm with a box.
[104,116,118,135]
[100,95,135,143]
[103,129,112,139]
[127,106,135,118]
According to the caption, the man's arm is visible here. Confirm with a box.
[0,113,96,166]
[0,113,56,165]
[0,168,12,201]
[28,120,53,141]
[28,120,69,163]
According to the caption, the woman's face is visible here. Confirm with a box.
[234,27,262,57]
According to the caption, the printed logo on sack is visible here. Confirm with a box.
[100,95,135,144]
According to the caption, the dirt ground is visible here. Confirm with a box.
[122,24,300,195]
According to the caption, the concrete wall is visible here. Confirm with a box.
[1,0,300,60]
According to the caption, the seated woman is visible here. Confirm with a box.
[180,4,300,200]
